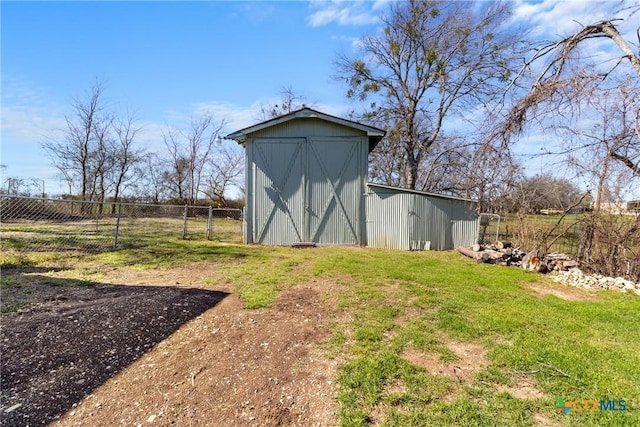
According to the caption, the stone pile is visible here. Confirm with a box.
[456,242,640,296]
[551,268,640,296]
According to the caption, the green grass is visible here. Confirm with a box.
[311,249,640,426]
[2,228,639,426]
[0,300,30,313]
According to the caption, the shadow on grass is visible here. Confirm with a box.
[0,274,228,426]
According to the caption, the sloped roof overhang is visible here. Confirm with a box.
[224,107,386,153]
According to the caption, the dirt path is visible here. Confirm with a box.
[1,271,338,426]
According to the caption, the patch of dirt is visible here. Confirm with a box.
[496,375,545,400]
[403,338,489,384]
[403,337,548,405]
[0,269,337,426]
[523,282,598,302]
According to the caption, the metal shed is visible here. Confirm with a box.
[225,108,385,246]
[365,183,478,251]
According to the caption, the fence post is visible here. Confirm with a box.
[182,205,188,239]
[242,206,246,244]
[113,203,122,250]
[207,206,213,240]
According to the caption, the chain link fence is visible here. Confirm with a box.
[476,213,501,245]
[0,195,242,254]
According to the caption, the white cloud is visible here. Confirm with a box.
[307,0,382,27]
[1,105,67,146]
[512,0,639,39]
[189,100,266,133]
[1,77,68,146]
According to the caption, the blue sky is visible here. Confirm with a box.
[1,0,638,196]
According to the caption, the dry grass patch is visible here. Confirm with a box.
[522,281,598,302]
[403,337,489,383]
[496,374,546,400]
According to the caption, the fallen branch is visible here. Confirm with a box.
[537,362,573,378]
[511,362,573,379]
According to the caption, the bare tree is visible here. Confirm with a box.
[503,174,584,214]
[500,6,640,279]
[41,81,146,207]
[504,6,640,175]
[555,80,639,207]
[162,114,226,205]
[134,153,170,204]
[110,112,144,211]
[202,146,245,206]
[89,116,114,207]
[258,86,315,120]
[162,127,189,203]
[42,81,109,202]
[336,0,523,190]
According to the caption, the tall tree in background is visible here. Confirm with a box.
[336,0,522,191]
[110,112,144,211]
[135,153,170,204]
[503,174,584,214]
[89,115,113,206]
[162,115,226,205]
[202,147,245,206]
[163,127,190,203]
[41,81,146,205]
[42,81,109,202]
[258,85,314,119]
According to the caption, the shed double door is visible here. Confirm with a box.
[252,138,361,245]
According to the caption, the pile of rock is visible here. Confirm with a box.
[551,268,640,295]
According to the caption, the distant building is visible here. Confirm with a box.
[627,200,640,213]
[599,201,635,215]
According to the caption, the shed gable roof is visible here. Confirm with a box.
[224,107,386,152]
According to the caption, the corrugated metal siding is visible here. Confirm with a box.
[237,110,381,247]
[250,138,306,245]
[366,190,411,250]
[451,203,479,248]
[250,118,364,139]
[410,194,451,250]
[307,138,361,245]
[245,135,368,246]
[366,184,478,251]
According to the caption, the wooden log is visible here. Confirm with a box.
[456,246,483,261]
[457,246,510,264]
[495,240,512,250]
[482,249,509,263]
[471,243,483,252]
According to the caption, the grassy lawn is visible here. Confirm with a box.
[2,235,639,426]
